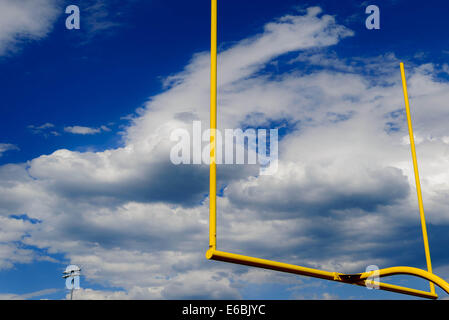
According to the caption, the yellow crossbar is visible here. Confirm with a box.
[206,250,442,299]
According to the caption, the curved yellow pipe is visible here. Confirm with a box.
[355,266,449,295]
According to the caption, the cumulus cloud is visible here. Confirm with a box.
[0,0,60,56]
[1,6,449,299]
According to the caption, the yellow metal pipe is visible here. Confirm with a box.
[206,250,440,299]
[207,249,336,280]
[400,62,435,294]
[209,0,217,250]
[358,266,449,294]
[360,280,437,299]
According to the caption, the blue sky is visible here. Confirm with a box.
[1,0,449,300]
[2,0,449,165]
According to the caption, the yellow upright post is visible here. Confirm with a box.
[209,0,218,250]
[400,62,435,294]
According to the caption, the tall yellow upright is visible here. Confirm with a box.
[209,0,218,251]
[400,62,435,294]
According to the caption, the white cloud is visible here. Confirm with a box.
[69,0,140,44]
[31,124,111,136]
[321,292,339,300]
[63,125,112,135]
[0,143,19,157]
[0,243,35,270]
[0,0,60,56]
[83,0,121,35]
[70,288,130,300]
[28,123,59,137]
[29,123,54,130]
[0,288,60,300]
[64,126,102,135]
[0,216,34,242]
